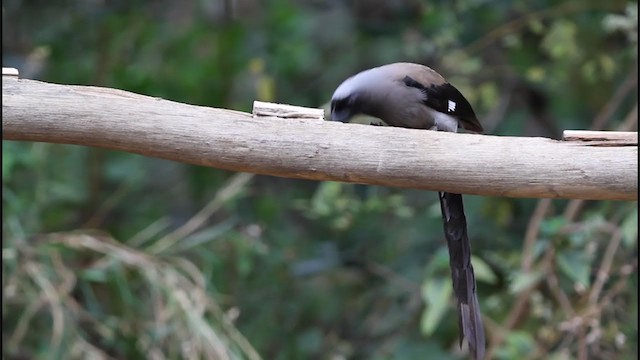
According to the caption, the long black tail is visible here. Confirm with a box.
[438,191,485,359]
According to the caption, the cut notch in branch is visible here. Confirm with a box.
[563,130,638,146]
[252,100,325,120]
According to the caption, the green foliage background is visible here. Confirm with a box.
[2,1,638,359]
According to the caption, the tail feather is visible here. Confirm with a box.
[439,192,485,359]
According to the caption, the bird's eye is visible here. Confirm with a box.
[332,98,348,112]
[331,100,339,112]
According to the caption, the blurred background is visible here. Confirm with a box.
[2,0,638,359]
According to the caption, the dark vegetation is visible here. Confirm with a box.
[2,1,637,359]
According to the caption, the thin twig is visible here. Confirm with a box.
[82,178,135,228]
[544,251,575,317]
[24,262,66,356]
[595,259,638,314]
[588,223,624,305]
[147,172,254,254]
[592,73,638,131]
[522,198,552,272]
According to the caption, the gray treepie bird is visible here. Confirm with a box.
[330,62,486,359]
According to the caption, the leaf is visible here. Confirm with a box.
[540,216,566,237]
[495,331,536,359]
[620,208,638,248]
[526,66,546,83]
[556,250,591,287]
[599,54,616,78]
[2,146,16,180]
[471,255,498,284]
[424,247,450,275]
[541,20,579,59]
[528,18,545,34]
[310,181,343,216]
[509,270,544,293]
[420,278,453,336]
[81,268,109,282]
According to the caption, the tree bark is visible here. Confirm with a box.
[2,75,637,201]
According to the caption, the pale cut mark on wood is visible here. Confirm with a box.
[2,67,19,77]
[253,100,324,120]
[563,130,638,146]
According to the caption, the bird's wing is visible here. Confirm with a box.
[402,75,484,133]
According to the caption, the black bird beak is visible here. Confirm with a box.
[331,111,347,122]
[330,108,352,123]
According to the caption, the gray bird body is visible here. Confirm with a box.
[331,62,483,133]
[330,62,486,359]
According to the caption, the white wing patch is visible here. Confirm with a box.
[447,100,456,112]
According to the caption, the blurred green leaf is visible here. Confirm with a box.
[495,331,536,360]
[509,270,544,293]
[472,255,498,284]
[620,208,638,248]
[310,181,344,216]
[528,18,545,34]
[541,20,579,60]
[421,277,453,336]
[540,216,566,237]
[80,268,110,282]
[478,82,500,114]
[526,66,546,83]
[556,250,592,287]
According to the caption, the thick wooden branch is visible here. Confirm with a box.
[2,74,637,201]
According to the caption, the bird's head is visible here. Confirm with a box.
[330,94,361,122]
[330,76,366,123]
[330,66,393,123]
